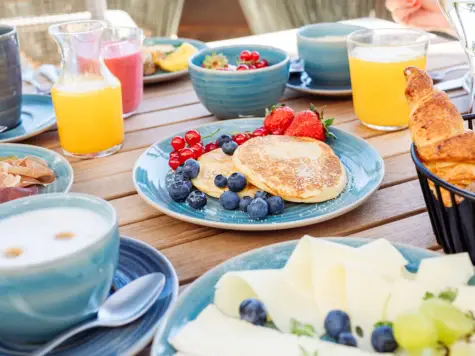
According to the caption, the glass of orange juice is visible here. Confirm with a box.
[347,29,430,131]
[49,20,124,158]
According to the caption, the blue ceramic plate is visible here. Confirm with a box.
[152,238,450,355]
[0,236,179,356]
[287,71,352,97]
[0,95,56,143]
[143,37,207,84]
[133,119,384,231]
[0,143,73,194]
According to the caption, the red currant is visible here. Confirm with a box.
[237,64,249,71]
[253,129,265,137]
[204,142,218,152]
[191,143,204,159]
[179,148,194,163]
[259,126,269,135]
[170,151,180,159]
[256,59,269,69]
[250,51,260,62]
[169,157,181,170]
[234,133,248,145]
[185,130,201,146]
[271,129,284,135]
[245,131,253,139]
[171,136,185,151]
[248,64,256,70]
[239,50,252,62]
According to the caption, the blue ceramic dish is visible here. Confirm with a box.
[288,70,352,97]
[133,119,384,231]
[152,238,455,355]
[143,37,207,84]
[0,143,74,194]
[0,193,119,343]
[0,236,179,356]
[297,23,363,86]
[0,94,56,143]
[188,45,290,118]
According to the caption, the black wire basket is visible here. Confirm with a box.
[411,113,475,262]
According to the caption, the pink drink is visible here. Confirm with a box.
[103,41,143,115]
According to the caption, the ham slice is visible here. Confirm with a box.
[0,186,39,203]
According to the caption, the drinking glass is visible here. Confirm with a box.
[102,27,144,118]
[347,29,430,131]
[49,20,124,159]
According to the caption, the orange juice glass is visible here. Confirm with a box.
[347,29,430,131]
[49,20,124,158]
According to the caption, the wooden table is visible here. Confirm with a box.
[22,17,470,355]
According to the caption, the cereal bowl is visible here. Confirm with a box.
[0,193,119,343]
[188,45,290,119]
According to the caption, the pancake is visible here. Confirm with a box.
[232,135,347,203]
[192,149,258,198]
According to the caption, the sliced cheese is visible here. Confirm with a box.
[170,305,392,356]
[416,254,474,294]
[453,285,475,315]
[214,269,322,334]
[384,278,427,321]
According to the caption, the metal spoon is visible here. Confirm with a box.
[31,272,166,356]
[429,64,469,82]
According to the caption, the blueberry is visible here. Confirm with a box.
[239,298,267,326]
[175,165,184,175]
[186,190,207,209]
[324,310,351,339]
[266,196,285,215]
[217,134,233,147]
[247,198,269,220]
[371,326,398,353]
[219,191,240,210]
[254,191,268,199]
[239,196,253,212]
[183,159,200,179]
[338,332,357,347]
[222,141,238,156]
[214,174,228,188]
[228,173,247,192]
[174,172,192,190]
[168,181,191,202]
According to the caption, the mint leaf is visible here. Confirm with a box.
[291,319,317,338]
[438,288,458,303]
[424,292,435,300]
[355,326,364,338]
[374,321,393,329]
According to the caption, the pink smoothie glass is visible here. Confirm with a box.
[102,27,143,118]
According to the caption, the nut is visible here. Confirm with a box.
[55,231,75,240]
[4,247,23,258]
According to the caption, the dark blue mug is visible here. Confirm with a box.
[0,25,22,131]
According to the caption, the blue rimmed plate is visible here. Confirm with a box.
[133,119,384,231]
[0,143,73,194]
[287,71,352,97]
[0,236,179,356]
[0,95,56,143]
[143,37,207,84]
[152,238,445,355]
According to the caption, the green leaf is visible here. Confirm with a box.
[355,326,364,338]
[438,288,458,303]
[291,319,317,338]
[374,321,393,329]
[323,118,334,127]
[424,292,435,300]
[309,103,318,113]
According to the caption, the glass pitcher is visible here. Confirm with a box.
[49,20,125,159]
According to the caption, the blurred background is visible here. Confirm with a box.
[0,0,392,65]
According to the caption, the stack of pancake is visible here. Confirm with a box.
[192,135,347,203]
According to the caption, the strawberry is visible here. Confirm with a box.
[284,104,336,141]
[264,104,295,134]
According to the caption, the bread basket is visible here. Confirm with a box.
[412,113,475,261]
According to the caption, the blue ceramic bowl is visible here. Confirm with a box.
[297,23,363,86]
[188,45,290,119]
[0,193,120,343]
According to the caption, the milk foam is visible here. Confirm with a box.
[0,207,110,269]
[311,35,347,43]
[351,46,422,63]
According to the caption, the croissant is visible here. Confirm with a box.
[404,66,475,206]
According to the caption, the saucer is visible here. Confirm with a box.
[143,37,207,84]
[0,236,179,356]
[0,95,56,143]
[287,71,352,97]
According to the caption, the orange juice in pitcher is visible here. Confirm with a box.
[49,20,124,158]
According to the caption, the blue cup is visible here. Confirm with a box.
[0,193,120,343]
[0,25,22,131]
[189,45,290,119]
[297,23,364,86]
